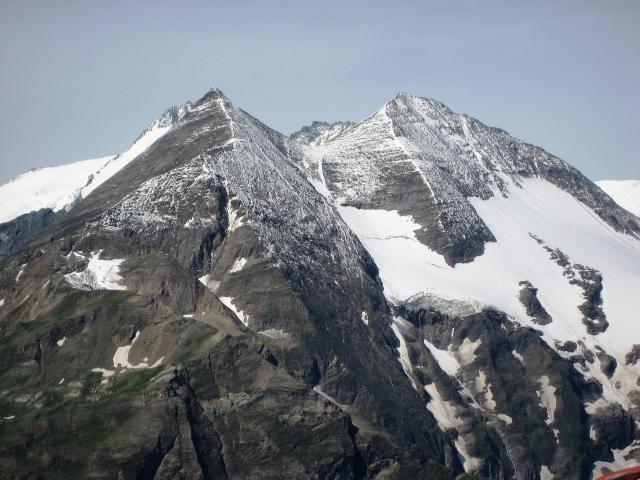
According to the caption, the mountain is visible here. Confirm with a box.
[0,88,639,480]
[597,180,640,217]
[0,103,191,260]
[0,103,192,225]
[290,120,354,146]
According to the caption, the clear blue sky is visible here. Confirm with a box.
[1,0,638,183]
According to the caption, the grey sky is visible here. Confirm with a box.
[0,0,638,183]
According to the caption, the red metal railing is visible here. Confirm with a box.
[596,466,640,480]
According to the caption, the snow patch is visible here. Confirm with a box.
[229,257,247,273]
[537,375,557,425]
[298,143,333,198]
[497,414,513,425]
[313,386,349,412]
[512,350,524,363]
[91,368,115,384]
[424,339,461,377]
[475,371,496,411]
[361,311,369,325]
[15,264,27,282]
[390,317,417,390]
[336,205,445,304]
[198,274,221,293]
[64,251,126,291]
[227,203,244,232]
[219,296,249,326]
[455,435,482,473]
[259,329,290,339]
[424,383,463,430]
[540,465,554,480]
[184,216,215,229]
[581,345,640,415]
[56,337,66,347]
[112,331,163,370]
[485,383,496,411]
[458,337,481,366]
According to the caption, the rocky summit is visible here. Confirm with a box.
[0,87,639,480]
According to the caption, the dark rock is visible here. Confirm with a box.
[626,345,640,365]
[0,208,60,261]
[595,349,617,378]
[518,281,552,325]
[0,87,637,480]
[558,341,578,353]
[589,403,637,454]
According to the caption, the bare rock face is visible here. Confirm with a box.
[537,240,609,335]
[1,88,638,480]
[290,120,354,146]
[589,403,637,457]
[518,281,552,325]
[626,345,640,365]
[0,208,59,261]
[0,89,459,479]
[293,93,640,265]
[595,348,618,378]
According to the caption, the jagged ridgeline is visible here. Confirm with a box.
[0,87,639,480]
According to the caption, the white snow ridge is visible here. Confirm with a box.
[597,179,640,217]
[0,104,187,225]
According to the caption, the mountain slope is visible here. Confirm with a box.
[294,93,640,478]
[0,88,639,480]
[0,89,463,479]
[0,156,113,224]
[0,104,192,261]
[0,104,190,225]
[290,120,355,146]
[597,180,640,217]
[293,93,639,265]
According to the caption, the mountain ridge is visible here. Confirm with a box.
[0,87,639,479]
[597,180,640,217]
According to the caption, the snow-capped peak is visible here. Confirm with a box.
[290,120,354,146]
[0,101,191,225]
[389,91,453,113]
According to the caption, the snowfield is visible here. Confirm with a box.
[64,251,127,291]
[0,156,111,224]
[1,86,638,476]
[0,113,179,225]
[338,176,640,406]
